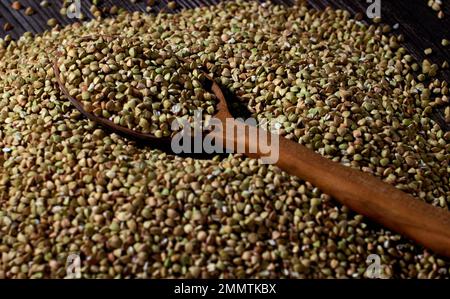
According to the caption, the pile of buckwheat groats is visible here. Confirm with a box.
[0,1,449,278]
[57,36,217,137]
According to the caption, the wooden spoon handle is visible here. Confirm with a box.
[220,119,450,257]
[275,136,450,257]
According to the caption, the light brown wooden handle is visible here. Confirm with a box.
[275,135,450,257]
[220,119,450,257]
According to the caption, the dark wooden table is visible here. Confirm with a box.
[0,0,449,130]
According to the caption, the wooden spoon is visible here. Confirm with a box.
[53,51,450,258]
